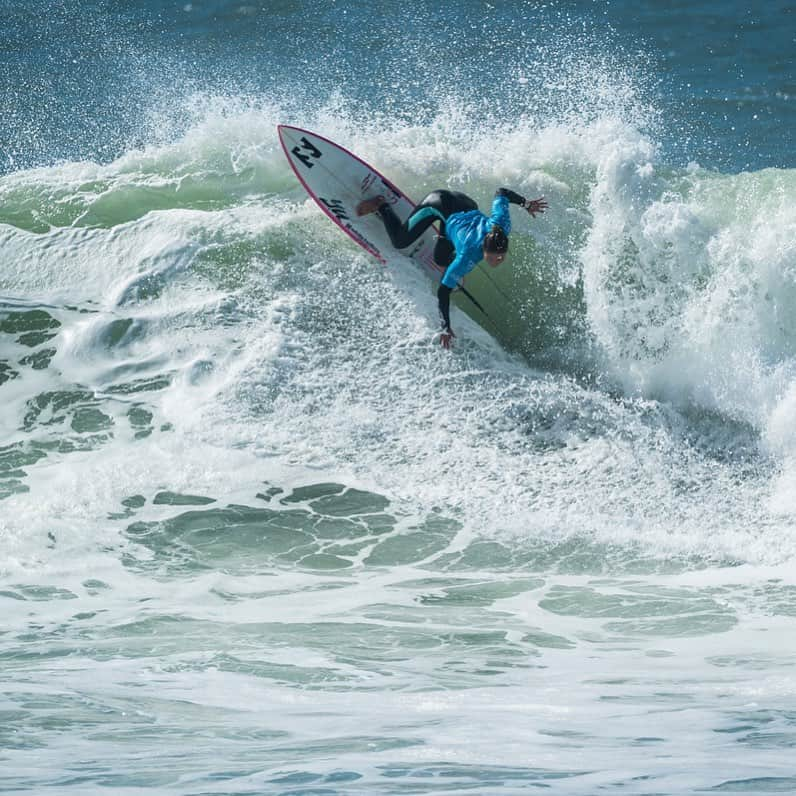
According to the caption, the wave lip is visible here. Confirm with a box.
[582,125,796,423]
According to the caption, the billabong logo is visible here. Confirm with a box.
[319,197,350,222]
[291,137,322,169]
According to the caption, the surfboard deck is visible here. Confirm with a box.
[278,125,442,271]
[277,125,503,338]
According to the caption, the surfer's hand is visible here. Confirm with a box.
[524,197,548,217]
[440,329,455,350]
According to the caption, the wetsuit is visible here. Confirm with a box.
[375,188,528,332]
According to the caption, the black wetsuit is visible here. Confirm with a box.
[377,190,478,269]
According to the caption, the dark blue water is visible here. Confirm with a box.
[2,0,793,173]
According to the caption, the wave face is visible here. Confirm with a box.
[2,2,796,793]
[3,98,794,549]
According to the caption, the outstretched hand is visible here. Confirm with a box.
[440,329,456,350]
[525,197,548,217]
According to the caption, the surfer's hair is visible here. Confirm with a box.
[483,224,508,253]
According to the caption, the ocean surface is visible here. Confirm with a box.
[1,1,795,793]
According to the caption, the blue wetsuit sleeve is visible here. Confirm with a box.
[489,194,512,235]
[441,252,468,289]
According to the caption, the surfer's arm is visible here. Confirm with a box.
[496,187,526,205]
[437,283,454,332]
[496,188,548,219]
[489,192,513,233]
[440,252,469,298]
[438,251,467,331]
[438,253,468,337]
[436,283,457,350]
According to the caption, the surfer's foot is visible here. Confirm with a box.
[356,195,386,216]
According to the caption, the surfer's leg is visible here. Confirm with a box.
[368,193,443,249]
[359,190,449,250]
[377,204,423,249]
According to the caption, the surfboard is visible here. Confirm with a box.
[277,125,504,337]
[277,125,443,274]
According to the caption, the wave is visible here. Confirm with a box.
[2,97,794,407]
[1,95,796,563]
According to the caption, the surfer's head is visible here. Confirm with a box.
[483,224,508,266]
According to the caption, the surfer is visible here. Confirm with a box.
[357,189,547,348]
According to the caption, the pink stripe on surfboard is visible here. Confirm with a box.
[277,124,418,265]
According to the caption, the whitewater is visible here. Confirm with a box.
[2,1,796,793]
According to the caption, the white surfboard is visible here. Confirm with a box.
[278,125,502,336]
[278,125,443,275]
